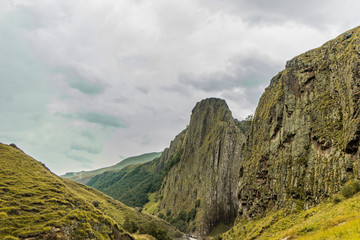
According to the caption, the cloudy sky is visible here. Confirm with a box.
[1,0,359,175]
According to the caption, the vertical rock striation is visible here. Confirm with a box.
[157,98,246,236]
[238,26,360,218]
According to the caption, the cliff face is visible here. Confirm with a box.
[157,98,246,235]
[238,26,360,218]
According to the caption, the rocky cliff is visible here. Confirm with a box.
[156,98,246,235]
[238,26,360,218]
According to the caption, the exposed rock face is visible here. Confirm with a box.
[157,98,246,235]
[238,26,360,218]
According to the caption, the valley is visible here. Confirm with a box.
[2,26,360,239]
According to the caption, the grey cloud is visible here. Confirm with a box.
[56,69,105,95]
[65,151,93,164]
[69,80,104,95]
[114,96,128,103]
[200,0,357,29]
[136,86,150,94]
[76,112,127,128]
[70,142,102,154]
[177,55,281,92]
[162,83,191,96]
[81,131,96,140]
[57,111,127,128]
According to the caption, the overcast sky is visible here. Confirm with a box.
[1,0,360,175]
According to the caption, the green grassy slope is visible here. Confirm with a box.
[222,189,360,240]
[87,158,164,208]
[61,152,162,184]
[0,143,180,240]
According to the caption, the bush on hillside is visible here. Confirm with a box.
[341,180,360,198]
[123,216,139,233]
[140,221,171,240]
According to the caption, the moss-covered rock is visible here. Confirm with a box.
[156,98,246,236]
[237,26,360,219]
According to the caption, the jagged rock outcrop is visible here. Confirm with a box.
[238,26,360,218]
[157,98,246,236]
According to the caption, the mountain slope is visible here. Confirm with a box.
[155,98,246,236]
[223,189,360,240]
[237,26,360,219]
[84,99,247,237]
[87,157,164,208]
[62,152,161,184]
[0,143,180,240]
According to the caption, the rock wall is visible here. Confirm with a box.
[238,26,360,218]
[157,98,245,236]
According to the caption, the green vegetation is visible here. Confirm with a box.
[123,216,139,233]
[139,221,171,240]
[62,152,162,184]
[341,180,360,198]
[163,208,198,233]
[0,143,180,239]
[222,191,360,240]
[87,158,164,207]
[144,192,160,214]
[87,148,184,209]
[163,149,184,175]
[235,115,253,135]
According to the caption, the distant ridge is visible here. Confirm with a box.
[61,152,162,184]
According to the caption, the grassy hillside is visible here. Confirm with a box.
[0,143,180,240]
[62,152,162,184]
[87,158,164,208]
[221,184,360,240]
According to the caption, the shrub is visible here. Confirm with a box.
[195,199,201,208]
[140,221,171,240]
[158,213,165,219]
[187,208,196,221]
[333,196,342,204]
[123,216,139,233]
[166,210,171,216]
[92,201,100,208]
[341,180,360,198]
[173,219,187,233]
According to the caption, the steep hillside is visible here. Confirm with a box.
[0,143,181,240]
[62,152,161,184]
[223,187,360,240]
[87,158,164,208]
[237,26,360,219]
[155,98,246,236]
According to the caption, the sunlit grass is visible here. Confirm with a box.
[222,192,360,240]
[0,143,179,239]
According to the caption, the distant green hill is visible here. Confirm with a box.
[87,157,164,208]
[0,143,180,240]
[61,152,162,184]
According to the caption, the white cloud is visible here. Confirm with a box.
[1,0,360,174]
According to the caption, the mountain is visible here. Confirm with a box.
[155,98,246,236]
[83,98,246,237]
[57,26,360,239]
[62,152,161,184]
[0,143,181,240]
[87,157,164,208]
[237,26,360,218]
[225,26,360,238]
